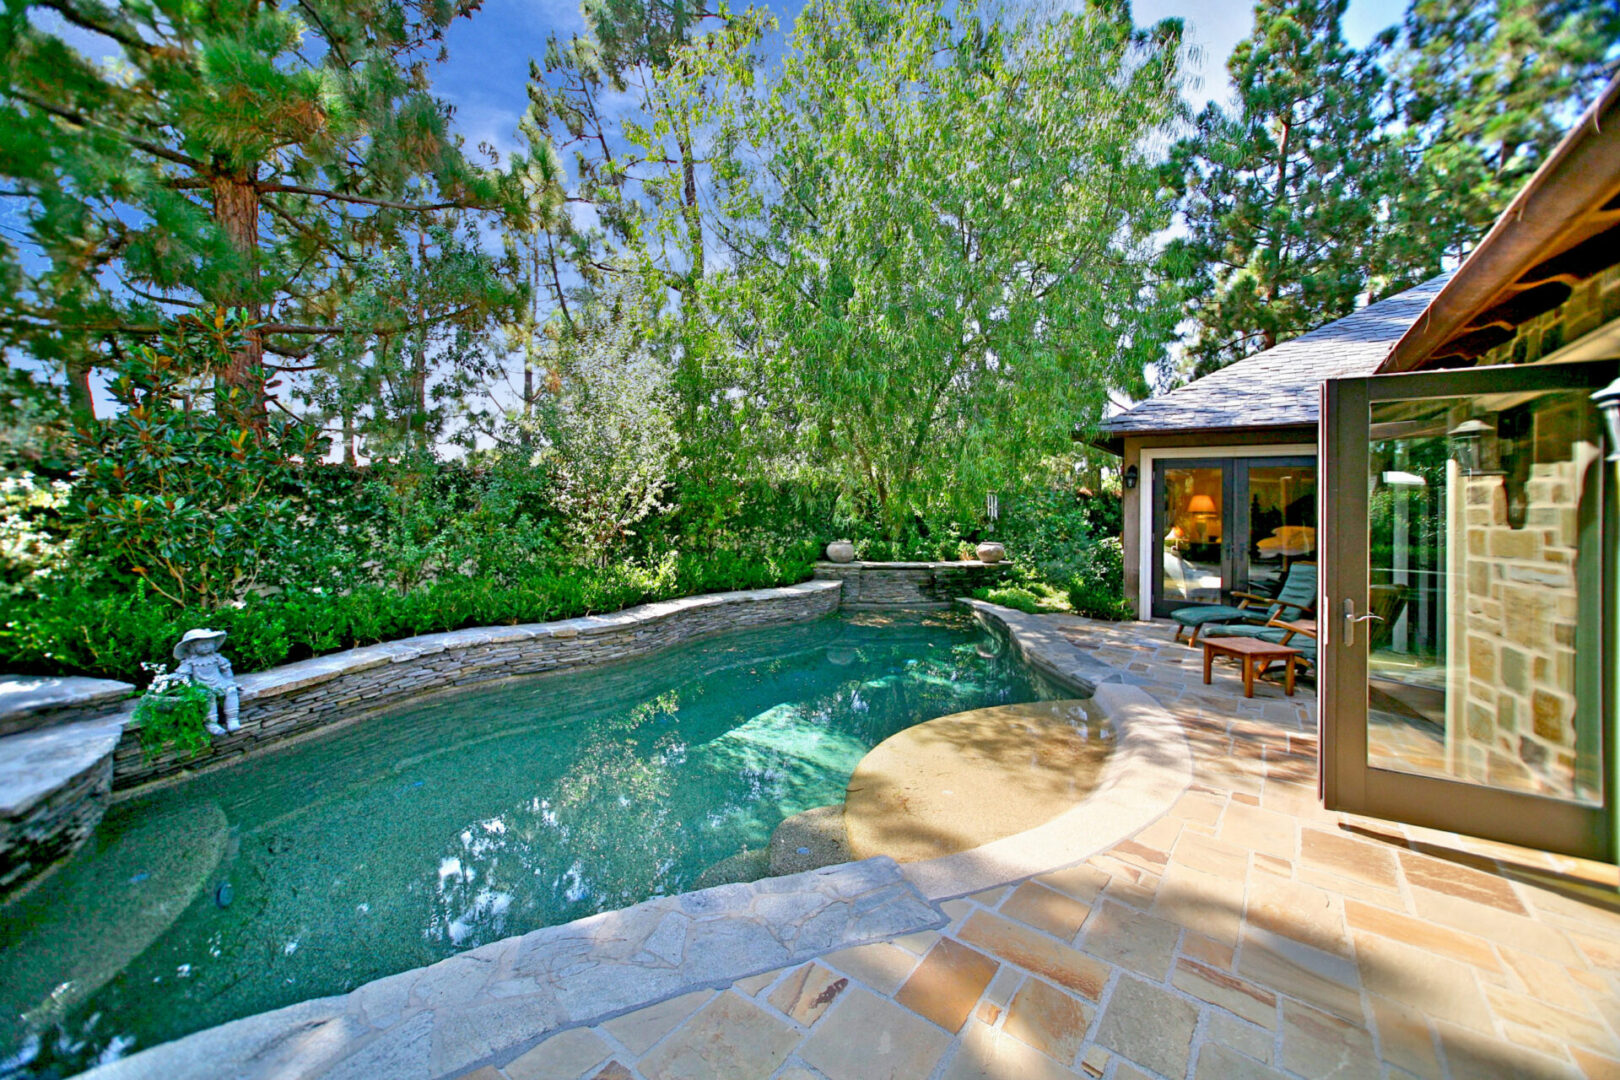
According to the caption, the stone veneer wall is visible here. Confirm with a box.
[810,560,1005,608]
[1448,443,1596,798]
[111,581,842,790]
[1,742,115,895]
[1472,263,1620,368]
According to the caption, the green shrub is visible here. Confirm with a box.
[0,542,820,684]
[132,677,215,761]
[994,487,1119,585]
[1066,536,1132,620]
[965,582,1069,615]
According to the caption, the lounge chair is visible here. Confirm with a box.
[1170,561,1317,646]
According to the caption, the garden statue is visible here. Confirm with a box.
[173,629,240,736]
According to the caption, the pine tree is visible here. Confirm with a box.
[1158,0,1407,377]
[0,0,512,424]
[1392,0,1620,258]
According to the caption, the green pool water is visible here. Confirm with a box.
[0,609,1055,1078]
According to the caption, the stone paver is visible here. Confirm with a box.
[636,992,798,1080]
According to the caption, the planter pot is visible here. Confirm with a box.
[975,542,1005,564]
[825,540,856,564]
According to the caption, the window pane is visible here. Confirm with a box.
[1162,467,1223,604]
[1246,465,1317,596]
[1366,389,1603,805]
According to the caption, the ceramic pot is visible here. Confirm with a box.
[825,540,856,563]
[975,542,1005,564]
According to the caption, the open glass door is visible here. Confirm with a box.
[1321,359,1616,860]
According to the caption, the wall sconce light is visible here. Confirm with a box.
[1593,377,1620,462]
[1447,418,1495,475]
[1123,464,1139,490]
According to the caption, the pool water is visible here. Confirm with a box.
[0,609,1056,1077]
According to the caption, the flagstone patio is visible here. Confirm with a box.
[454,613,1620,1080]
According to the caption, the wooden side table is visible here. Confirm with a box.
[1201,636,1303,698]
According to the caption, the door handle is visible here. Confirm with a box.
[1341,598,1384,647]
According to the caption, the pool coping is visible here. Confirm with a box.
[77,602,1192,1080]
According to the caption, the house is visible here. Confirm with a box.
[1096,275,1450,620]
[1315,72,1620,859]
[1100,72,1620,859]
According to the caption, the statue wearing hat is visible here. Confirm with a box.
[173,628,240,736]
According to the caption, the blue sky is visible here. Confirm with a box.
[433,0,1410,163]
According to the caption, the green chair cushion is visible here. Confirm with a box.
[1170,604,1253,628]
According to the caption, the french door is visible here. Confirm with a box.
[1320,359,1616,859]
[1151,456,1318,617]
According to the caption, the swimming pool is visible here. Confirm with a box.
[0,609,1057,1077]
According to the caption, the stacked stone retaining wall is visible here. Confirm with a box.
[113,581,843,789]
[810,560,1004,607]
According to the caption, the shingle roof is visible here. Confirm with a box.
[1100,274,1452,438]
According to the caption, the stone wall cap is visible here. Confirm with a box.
[0,675,134,726]
[0,713,127,817]
[813,560,992,570]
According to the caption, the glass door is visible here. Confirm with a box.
[1151,457,1318,617]
[1154,460,1229,615]
[1321,359,1616,859]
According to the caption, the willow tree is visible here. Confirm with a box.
[0,0,510,424]
[711,0,1184,533]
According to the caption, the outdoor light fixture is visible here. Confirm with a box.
[1447,418,1495,474]
[1123,464,1139,490]
[1593,376,1620,462]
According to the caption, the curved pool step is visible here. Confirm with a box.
[844,699,1110,866]
[0,799,229,1047]
[0,710,130,899]
[768,804,850,876]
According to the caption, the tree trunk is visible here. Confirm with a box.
[64,356,96,429]
[342,404,357,466]
[409,231,429,451]
[210,170,266,423]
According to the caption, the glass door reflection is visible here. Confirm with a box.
[1151,457,1317,617]
[1366,390,1605,804]
[1159,465,1225,608]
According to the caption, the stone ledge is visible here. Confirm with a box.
[811,560,1005,609]
[0,676,134,737]
[233,581,843,704]
[0,713,126,896]
[79,856,942,1080]
[894,602,1193,900]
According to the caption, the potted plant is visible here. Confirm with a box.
[132,665,217,762]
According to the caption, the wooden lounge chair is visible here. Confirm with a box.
[1170,561,1317,646]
